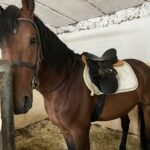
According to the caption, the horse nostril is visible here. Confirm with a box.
[24,95,32,112]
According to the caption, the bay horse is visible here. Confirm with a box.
[0,1,149,149]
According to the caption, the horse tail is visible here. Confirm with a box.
[138,105,146,149]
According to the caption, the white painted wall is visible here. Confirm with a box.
[59,15,150,62]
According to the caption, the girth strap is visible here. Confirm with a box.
[91,94,106,122]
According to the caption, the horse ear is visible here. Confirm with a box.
[21,0,35,16]
[0,6,4,15]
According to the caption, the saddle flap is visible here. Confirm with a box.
[87,59,118,94]
[99,72,118,94]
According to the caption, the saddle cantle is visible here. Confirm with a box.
[82,48,119,94]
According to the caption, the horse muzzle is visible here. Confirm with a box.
[14,95,33,114]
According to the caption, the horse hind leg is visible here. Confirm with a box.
[119,115,130,150]
[138,105,146,150]
[139,104,150,150]
[139,87,150,150]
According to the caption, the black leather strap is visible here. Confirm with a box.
[91,94,106,122]
[11,61,36,70]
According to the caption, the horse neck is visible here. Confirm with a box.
[37,53,81,95]
[34,17,82,95]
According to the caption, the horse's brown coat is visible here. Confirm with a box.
[0,0,150,149]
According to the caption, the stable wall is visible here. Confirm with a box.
[59,15,150,62]
[15,14,150,135]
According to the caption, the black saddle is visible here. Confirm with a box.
[83,48,118,94]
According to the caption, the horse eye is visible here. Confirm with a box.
[30,37,37,45]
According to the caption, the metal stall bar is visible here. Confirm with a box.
[0,61,15,150]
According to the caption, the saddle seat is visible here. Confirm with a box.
[84,48,117,63]
[82,48,121,95]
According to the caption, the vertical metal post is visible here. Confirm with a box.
[0,62,15,150]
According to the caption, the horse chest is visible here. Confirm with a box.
[44,97,62,126]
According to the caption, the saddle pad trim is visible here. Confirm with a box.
[83,65,101,96]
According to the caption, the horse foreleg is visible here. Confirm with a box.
[61,126,90,150]
[61,129,76,150]
[119,115,130,150]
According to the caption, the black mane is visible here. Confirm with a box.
[0,5,19,42]
[34,16,76,71]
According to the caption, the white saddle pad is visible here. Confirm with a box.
[83,61,138,96]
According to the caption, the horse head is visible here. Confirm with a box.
[0,0,40,114]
